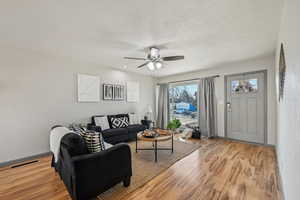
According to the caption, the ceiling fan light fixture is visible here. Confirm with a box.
[155,62,162,69]
[147,62,155,71]
[150,47,159,59]
[124,46,184,70]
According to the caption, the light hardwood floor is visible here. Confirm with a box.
[0,139,283,200]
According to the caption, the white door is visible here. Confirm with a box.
[226,72,265,144]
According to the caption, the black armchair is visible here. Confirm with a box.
[56,133,132,200]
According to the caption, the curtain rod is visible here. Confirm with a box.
[157,75,220,85]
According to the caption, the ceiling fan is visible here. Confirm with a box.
[124,47,184,71]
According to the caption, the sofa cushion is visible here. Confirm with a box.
[104,135,129,144]
[102,128,128,138]
[127,124,147,134]
[61,133,89,157]
[107,114,129,129]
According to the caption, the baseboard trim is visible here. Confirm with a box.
[0,152,51,168]
[215,136,275,147]
[275,147,286,200]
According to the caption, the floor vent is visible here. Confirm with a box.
[11,160,39,168]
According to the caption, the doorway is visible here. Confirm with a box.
[225,71,267,144]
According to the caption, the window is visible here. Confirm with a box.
[231,79,258,94]
[169,83,198,127]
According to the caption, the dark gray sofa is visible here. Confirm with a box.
[88,114,146,144]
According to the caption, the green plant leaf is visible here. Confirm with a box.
[167,118,182,130]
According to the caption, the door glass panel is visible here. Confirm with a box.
[231,80,243,93]
[232,79,258,94]
[246,79,258,92]
[169,84,198,127]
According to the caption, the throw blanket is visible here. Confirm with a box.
[50,126,72,163]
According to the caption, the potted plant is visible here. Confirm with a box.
[167,118,182,133]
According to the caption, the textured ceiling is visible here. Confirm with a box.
[0,0,282,77]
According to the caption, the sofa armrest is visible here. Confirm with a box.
[71,143,132,199]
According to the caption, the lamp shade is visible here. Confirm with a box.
[147,105,153,113]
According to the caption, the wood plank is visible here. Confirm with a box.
[0,139,283,200]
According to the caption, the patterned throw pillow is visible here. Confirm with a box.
[69,124,106,153]
[111,117,129,128]
[80,131,106,153]
[69,124,86,135]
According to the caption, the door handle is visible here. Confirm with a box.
[227,102,231,112]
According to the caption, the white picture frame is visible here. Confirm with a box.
[77,74,100,102]
[127,81,139,102]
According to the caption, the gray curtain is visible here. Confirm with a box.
[199,78,217,138]
[157,84,169,129]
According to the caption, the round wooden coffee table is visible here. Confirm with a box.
[136,129,174,162]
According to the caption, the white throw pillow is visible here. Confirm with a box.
[129,113,140,125]
[104,142,113,149]
[94,116,110,130]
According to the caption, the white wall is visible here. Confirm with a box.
[158,55,277,145]
[0,46,156,163]
[276,0,300,199]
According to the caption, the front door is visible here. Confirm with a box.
[226,71,266,144]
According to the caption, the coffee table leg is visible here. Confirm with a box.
[155,140,157,162]
[171,133,174,153]
[136,135,138,153]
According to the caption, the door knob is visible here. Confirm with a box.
[227,102,231,111]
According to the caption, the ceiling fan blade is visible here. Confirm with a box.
[137,62,149,68]
[162,56,184,61]
[124,57,146,60]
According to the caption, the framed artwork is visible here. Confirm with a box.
[103,84,113,100]
[279,43,286,101]
[77,74,100,102]
[127,81,139,102]
[113,85,125,100]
